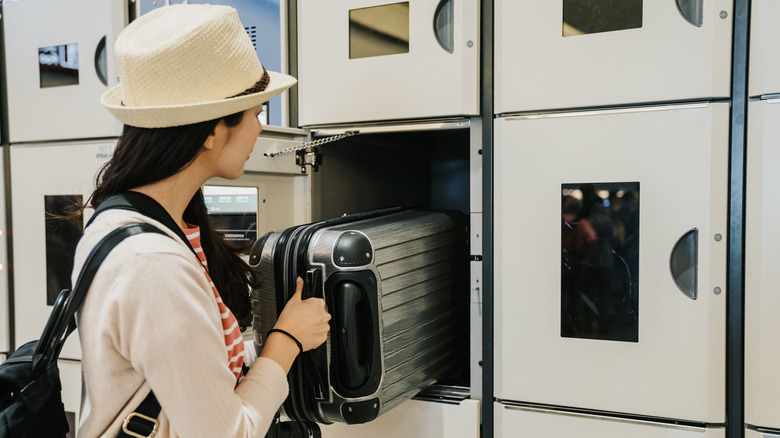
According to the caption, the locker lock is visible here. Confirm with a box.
[295,148,322,173]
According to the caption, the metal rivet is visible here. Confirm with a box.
[373,404,378,409]
[714,287,722,295]
[720,11,728,19]
[366,252,371,258]
[339,256,345,262]
[466,40,474,48]
[714,234,722,242]
[348,407,353,412]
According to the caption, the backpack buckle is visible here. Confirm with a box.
[122,412,159,438]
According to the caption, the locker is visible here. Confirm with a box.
[745,97,780,432]
[748,0,780,96]
[297,0,479,126]
[2,0,126,142]
[494,102,729,423]
[10,141,114,360]
[495,403,725,438]
[256,120,479,432]
[495,0,733,114]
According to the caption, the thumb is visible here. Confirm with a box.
[289,277,304,301]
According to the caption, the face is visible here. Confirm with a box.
[203,105,264,180]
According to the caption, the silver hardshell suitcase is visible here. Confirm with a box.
[250,208,469,425]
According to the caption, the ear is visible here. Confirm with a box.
[203,120,226,150]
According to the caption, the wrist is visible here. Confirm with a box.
[267,328,303,354]
[260,332,301,373]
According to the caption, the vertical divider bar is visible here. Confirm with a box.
[0,1,15,354]
[287,0,299,129]
[727,1,750,438]
[480,0,495,437]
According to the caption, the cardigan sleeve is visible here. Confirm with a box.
[109,249,288,438]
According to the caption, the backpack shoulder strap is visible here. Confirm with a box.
[88,191,198,258]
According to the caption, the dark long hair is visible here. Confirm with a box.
[88,111,255,322]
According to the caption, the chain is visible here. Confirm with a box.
[264,131,359,157]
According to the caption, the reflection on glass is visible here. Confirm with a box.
[204,186,259,252]
[350,2,410,59]
[39,44,79,88]
[563,0,643,37]
[561,182,639,342]
[45,195,83,306]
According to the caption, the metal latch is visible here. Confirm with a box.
[296,148,322,173]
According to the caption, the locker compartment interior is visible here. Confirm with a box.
[308,129,470,221]
[305,127,472,391]
[259,126,474,421]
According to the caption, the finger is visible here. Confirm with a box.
[289,277,304,301]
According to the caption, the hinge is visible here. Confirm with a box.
[295,148,322,173]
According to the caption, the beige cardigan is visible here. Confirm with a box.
[74,210,288,437]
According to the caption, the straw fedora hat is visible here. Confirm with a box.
[101,4,297,128]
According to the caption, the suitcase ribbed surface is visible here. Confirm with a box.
[251,209,469,423]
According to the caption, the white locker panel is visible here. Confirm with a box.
[297,0,479,126]
[3,0,125,143]
[494,103,729,422]
[60,360,82,438]
[496,403,725,438]
[749,1,780,96]
[745,98,780,431]
[320,398,479,438]
[495,0,732,114]
[0,154,9,353]
[11,141,114,360]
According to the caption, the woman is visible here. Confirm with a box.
[72,5,330,437]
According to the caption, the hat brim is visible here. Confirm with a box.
[101,70,297,128]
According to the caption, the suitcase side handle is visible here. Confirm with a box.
[335,281,373,390]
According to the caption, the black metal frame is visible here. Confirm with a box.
[480,0,495,437]
[728,1,750,438]
[0,0,15,354]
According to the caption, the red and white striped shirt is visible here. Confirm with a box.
[183,226,245,382]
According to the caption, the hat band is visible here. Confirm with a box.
[229,68,271,98]
[119,68,271,107]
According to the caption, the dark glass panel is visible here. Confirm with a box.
[45,195,83,305]
[563,0,643,37]
[561,182,639,342]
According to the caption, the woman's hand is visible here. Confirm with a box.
[273,277,331,352]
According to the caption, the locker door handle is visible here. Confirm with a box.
[670,228,698,300]
[334,281,373,390]
[676,0,703,27]
[433,0,454,53]
[94,36,108,86]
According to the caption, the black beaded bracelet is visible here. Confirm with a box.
[267,328,303,354]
